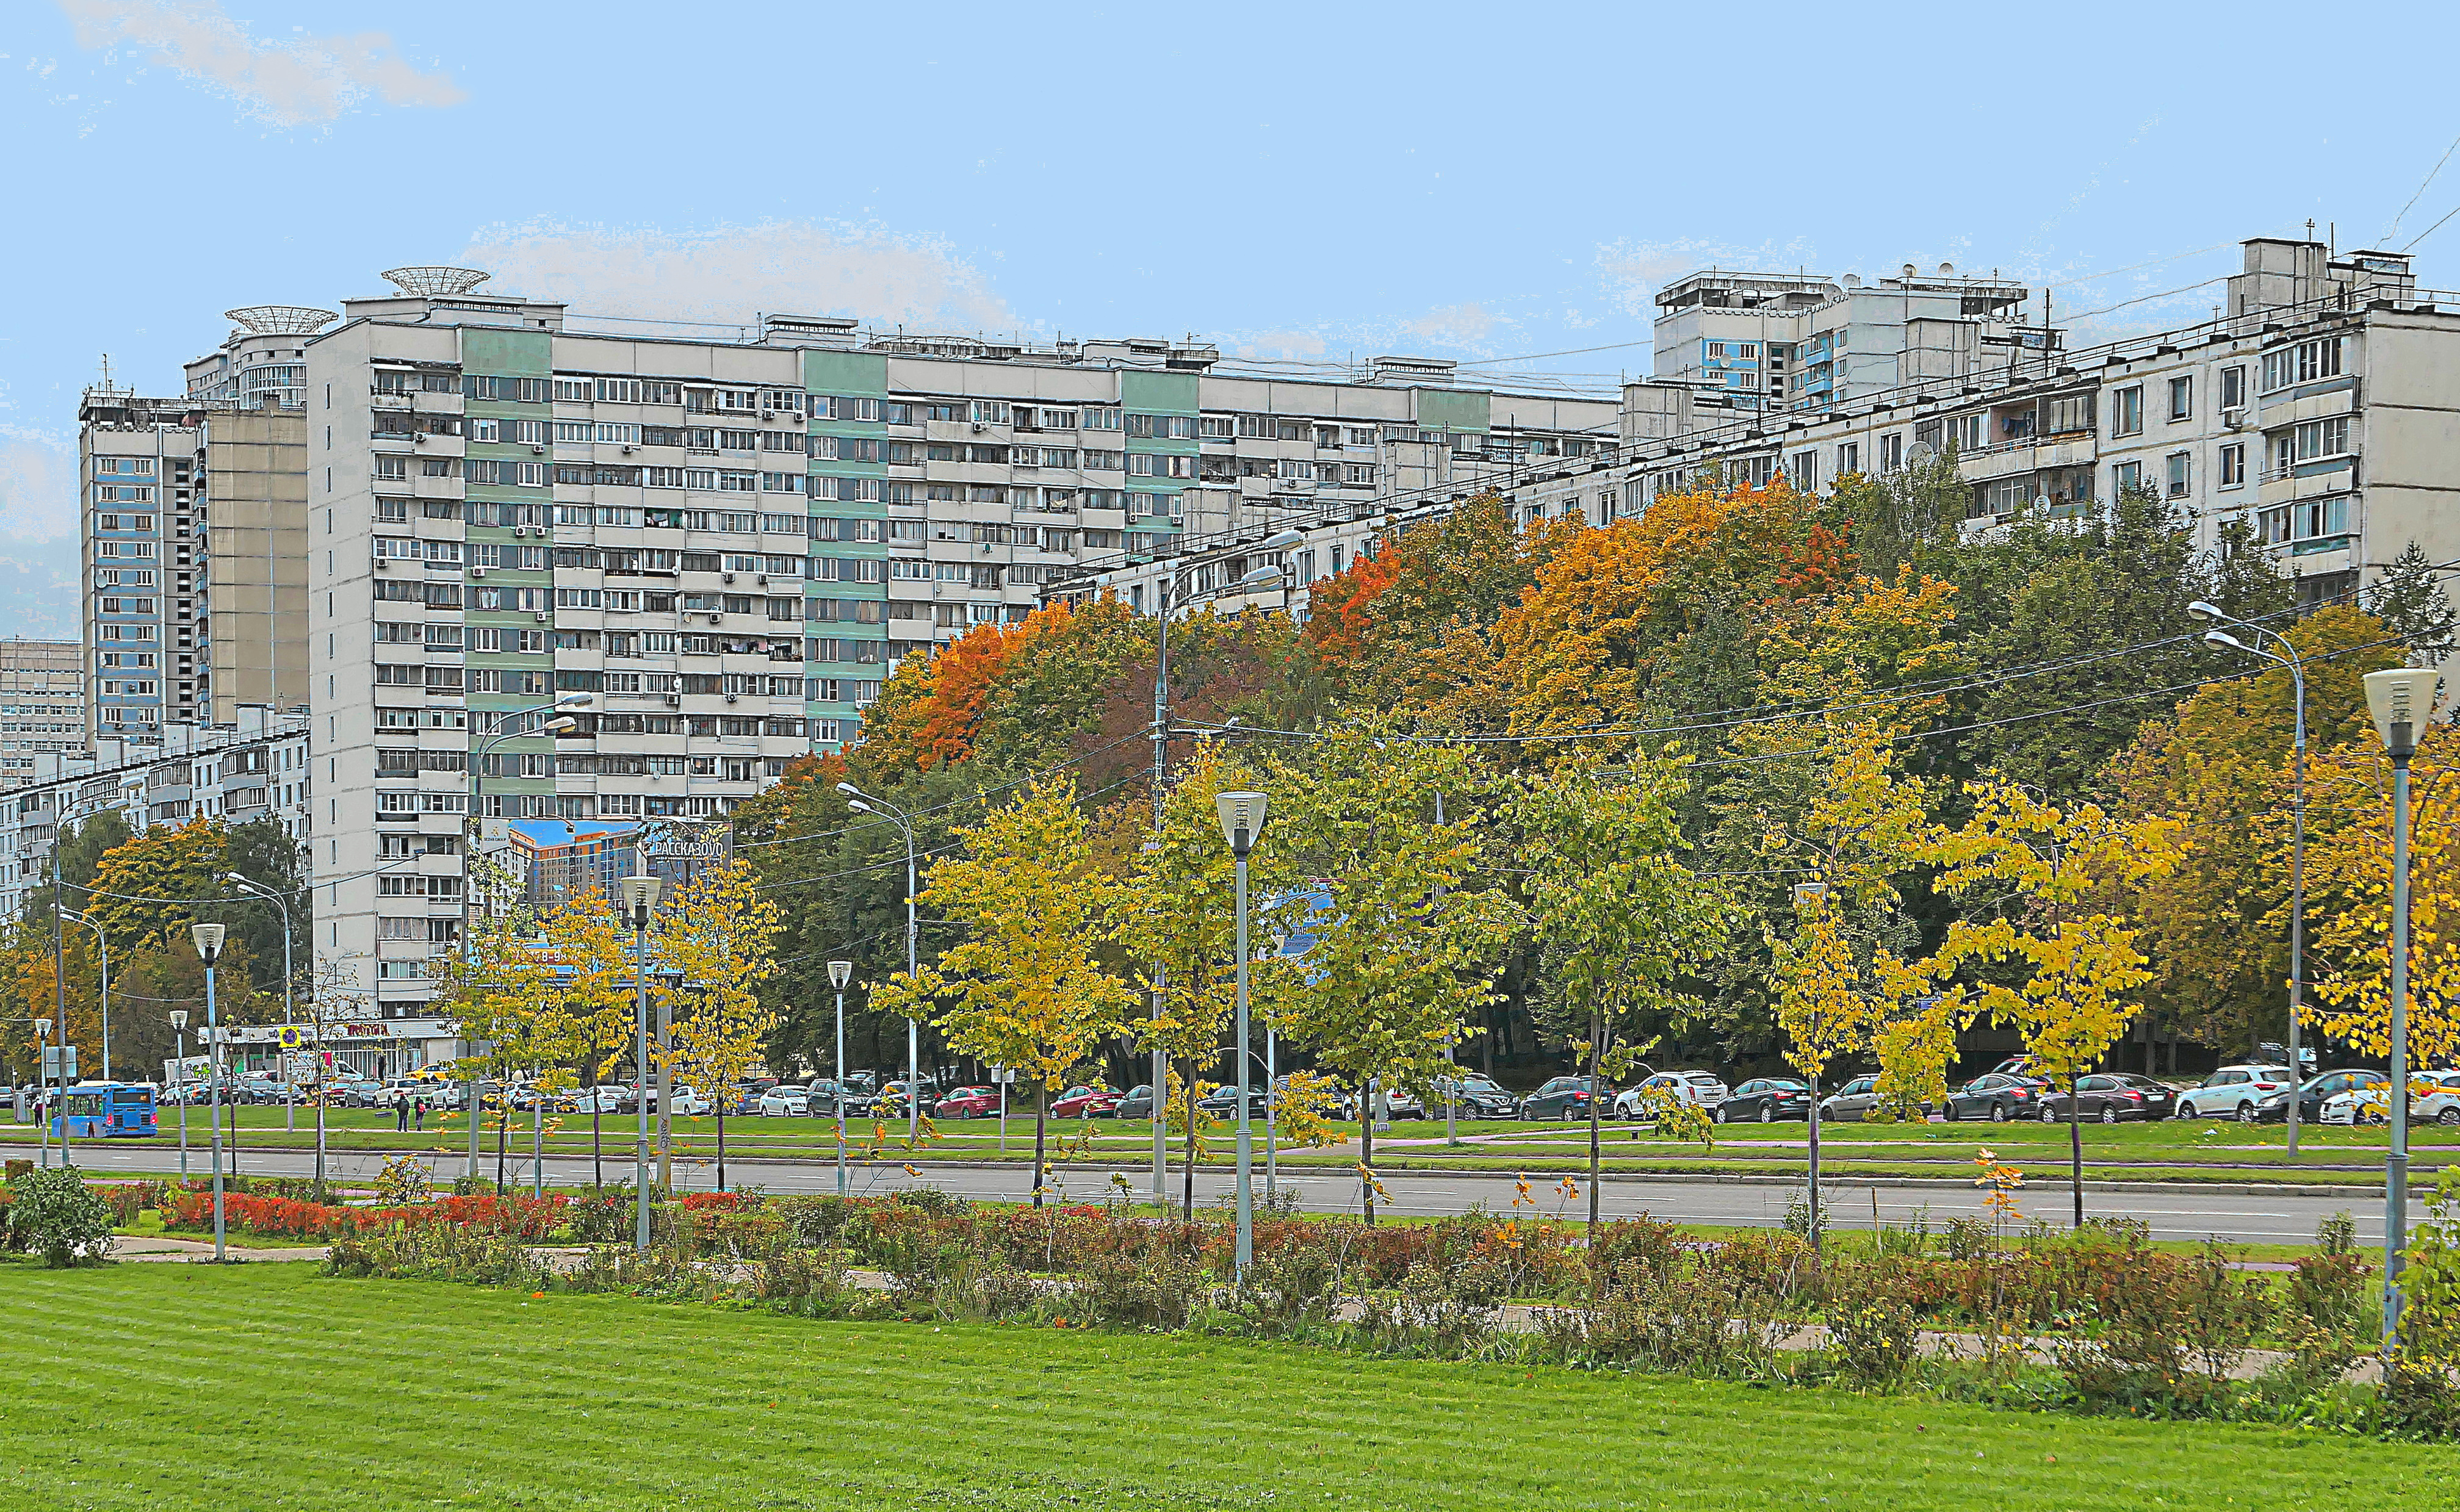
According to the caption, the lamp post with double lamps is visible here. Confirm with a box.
[619,874,663,1253]
[459,694,593,1183]
[829,959,854,1197]
[58,909,109,1087]
[1146,531,1300,1203]
[2365,666,2445,1386]
[2191,600,2314,1153]
[837,783,920,1140]
[1215,790,1271,1275]
[221,874,298,1135]
[191,923,229,1262]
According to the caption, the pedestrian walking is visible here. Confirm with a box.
[395,1097,410,1132]
[413,1098,426,1132]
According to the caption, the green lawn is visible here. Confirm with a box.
[2,1262,2455,1509]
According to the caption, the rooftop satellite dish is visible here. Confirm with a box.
[381,266,492,297]
[1904,441,1938,466]
[1938,262,1957,277]
[224,305,337,335]
[1841,273,1862,289]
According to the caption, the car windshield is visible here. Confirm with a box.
[1767,1079,1807,1091]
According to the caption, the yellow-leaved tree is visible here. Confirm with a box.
[538,885,645,1190]
[1114,744,1290,1219]
[874,777,1137,1205]
[1512,752,1728,1238]
[2306,729,2460,1076]
[1927,781,2184,1226]
[653,859,782,1193]
[1752,715,1935,1242]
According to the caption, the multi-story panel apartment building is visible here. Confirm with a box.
[1065,235,2460,633]
[286,265,1618,1021]
[0,640,87,786]
[76,386,193,740]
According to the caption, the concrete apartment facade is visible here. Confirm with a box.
[1064,236,2459,626]
[0,641,87,788]
[286,267,1612,1028]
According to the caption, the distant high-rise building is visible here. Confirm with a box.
[0,639,87,787]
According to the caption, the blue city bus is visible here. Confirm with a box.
[52,1082,160,1139]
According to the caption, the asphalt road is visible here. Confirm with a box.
[49,1140,2396,1246]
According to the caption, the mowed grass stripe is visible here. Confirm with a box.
[0,1262,2450,1510]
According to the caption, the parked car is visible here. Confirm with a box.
[1344,1084,1426,1120]
[1519,1075,1611,1121]
[665,1087,712,1117]
[2036,1073,2176,1123]
[1620,1070,1730,1120]
[2416,1071,2460,1125]
[2251,1068,2383,1125]
[752,1086,810,1117]
[1113,1084,1156,1121]
[1197,1084,1271,1120]
[1421,1073,1516,1120]
[1050,1084,1120,1119]
[1816,1075,1884,1123]
[801,1079,859,1117]
[567,1087,626,1115]
[936,1086,1001,1120]
[1942,1073,2048,1122]
[2175,1065,2295,1120]
[1717,1078,1812,1123]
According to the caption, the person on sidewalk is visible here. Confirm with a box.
[395,1097,411,1133]
[412,1098,427,1132]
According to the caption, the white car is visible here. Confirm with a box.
[2174,1065,2293,1119]
[755,1086,811,1117]
[666,1087,713,1117]
[1616,1071,1728,1119]
[568,1087,627,1115]
[2323,1071,2460,1126]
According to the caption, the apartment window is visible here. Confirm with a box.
[2218,442,2247,489]
[2112,386,2143,437]
[2165,451,2191,499]
[2297,495,2352,541]
[1880,433,1903,471]
[2113,461,2143,497]
[2220,365,2247,410]
[1836,442,1859,477]
[2260,337,2346,393]
[2168,376,2193,422]
[1789,451,1820,492]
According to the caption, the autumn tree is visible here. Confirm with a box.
[538,885,644,1188]
[1927,782,2184,1225]
[2306,726,2460,1073]
[873,778,1137,1204]
[1114,743,1290,1218]
[1261,729,1517,1223]
[1513,754,1728,1237]
[653,860,782,1192]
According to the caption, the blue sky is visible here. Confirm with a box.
[4,0,2459,637]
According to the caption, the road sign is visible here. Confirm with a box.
[40,1045,77,1079]
[989,1066,1017,1084]
[278,1026,303,1049]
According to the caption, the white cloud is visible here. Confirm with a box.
[1595,236,1819,317]
[1399,302,1509,351]
[0,427,86,640]
[57,0,464,127]
[462,220,1017,333]
[1229,329,1329,361]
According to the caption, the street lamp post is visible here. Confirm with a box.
[1148,533,1301,1205]
[170,1009,190,1177]
[2365,666,2442,1382]
[2192,601,2312,1154]
[829,959,853,1197]
[1216,790,1270,1276]
[619,875,662,1252]
[60,910,109,1087]
[460,695,592,1184]
[191,923,228,1262]
[838,783,920,1141]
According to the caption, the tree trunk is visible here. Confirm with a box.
[716,1105,727,1193]
[592,1093,603,1191]
[1806,1068,1822,1249]
[2069,1073,2085,1228]
[1031,1081,1049,1208]
[496,1095,510,1193]
[1586,1009,1603,1241]
[1360,1078,1376,1227]
[1181,1079,1198,1223]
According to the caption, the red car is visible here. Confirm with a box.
[936,1085,1000,1120]
[1050,1084,1120,1118]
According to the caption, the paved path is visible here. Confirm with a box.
[54,1142,2399,1247]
